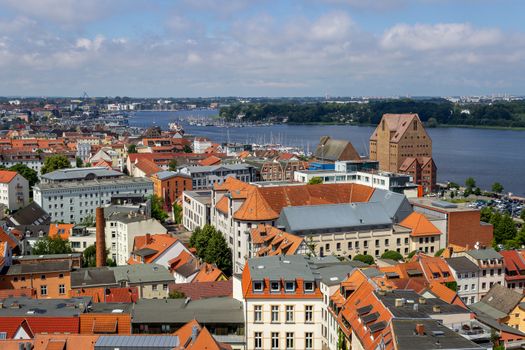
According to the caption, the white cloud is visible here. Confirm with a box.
[75,36,105,51]
[381,23,503,51]
[310,13,354,41]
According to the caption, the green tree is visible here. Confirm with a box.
[305,236,317,257]
[465,177,476,190]
[172,202,182,224]
[426,117,438,128]
[83,244,97,267]
[149,195,168,222]
[9,164,38,188]
[190,225,216,257]
[168,159,178,171]
[473,187,482,196]
[204,229,232,275]
[521,210,525,222]
[169,290,186,299]
[353,254,374,265]
[448,182,460,189]
[32,236,73,255]
[481,207,494,223]
[381,250,403,261]
[434,248,445,257]
[41,155,71,174]
[493,213,517,244]
[492,182,504,193]
[183,145,192,153]
[76,157,83,168]
[307,177,323,185]
[127,144,137,154]
[407,250,418,259]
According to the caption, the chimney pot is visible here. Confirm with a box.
[394,298,405,307]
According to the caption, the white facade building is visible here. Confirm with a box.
[0,170,30,211]
[446,256,481,305]
[33,177,153,224]
[182,190,211,231]
[105,213,167,266]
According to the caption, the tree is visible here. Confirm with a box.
[465,177,476,190]
[353,254,374,265]
[426,117,438,128]
[407,250,417,259]
[448,182,460,189]
[41,155,71,174]
[127,144,137,154]
[434,248,445,257]
[169,290,186,299]
[492,182,504,193]
[9,164,38,188]
[149,195,168,222]
[80,214,95,227]
[493,213,517,245]
[83,244,97,267]
[76,157,83,168]
[183,145,192,153]
[32,236,73,255]
[307,177,323,185]
[481,207,494,223]
[168,159,178,171]
[189,224,232,275]
[473,187,482,196]
[381,250,403,261]
[173,202,182,224]
[521,210,525,223]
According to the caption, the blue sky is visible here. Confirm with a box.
[0,0,524,97]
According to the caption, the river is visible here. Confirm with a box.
[129,110,525,196]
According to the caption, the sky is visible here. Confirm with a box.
[0,0,524,97]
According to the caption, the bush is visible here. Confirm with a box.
[353,254,375,265]
[434,248,445,257]
[380,250,403,261]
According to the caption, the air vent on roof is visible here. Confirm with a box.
[283,260,290,264]
[257,265,264,269]
[330,277,339,281]
[112,309,124,313]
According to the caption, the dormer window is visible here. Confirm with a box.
[304,281,314,293]
[253,281,264,292]
[285,281,295,293]
[270,281,280,293]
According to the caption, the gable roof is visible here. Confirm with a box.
[477,283,524,315]
[134,158,161,177]
[370,114,427,143]
[250,224,304,256]
[169,280,232,301]
[130,234,179,264]
[7,202,50,227]
[399,212,441,237]
[314,136,360,161]
[48,224,75,240]
[0,317,80,339]
[0,170,18,183]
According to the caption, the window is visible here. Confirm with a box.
[482,282,486,289]
[305,332,313,350]
[305,305,313,323]
[253,281,263,292]
[254,332,263,350]
[40,285,47,296]
[41,275,46,280]
[286,332,294,349]
[254,305,262,322]
[152,284,158,291]
[271,332,279,350]
[270,281,280,293]
[304,282,314,293]
[271,305,280,323]
[348,242,352,249]
[286,305,294,323]
[336,242,341,251]
[59,273,64,279]
[285,281,295,293]
[375,239,380,247]
[163,284,168,291]
[59,284,65,295]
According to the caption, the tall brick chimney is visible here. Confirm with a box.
[96,207,106,267]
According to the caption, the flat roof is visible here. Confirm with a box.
[410,198,477,213]
[183,190,212,205]
[0,296,91,317]
[34,177,153,191]
[42,167,123,181]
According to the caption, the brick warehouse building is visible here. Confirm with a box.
[369,113,437,194]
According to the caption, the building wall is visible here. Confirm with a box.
[0,271,70,299]
[182,192,210,231]
[448,268,480,305]
[0,173,29,211]
[245,299,323,350]
[137,282,170,299]
[152,176,192,206]
[409,234,441,256]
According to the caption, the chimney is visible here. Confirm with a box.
[433,305,441,313]
[146,233,152,244]
[96,207,107,267]
[191,325,199,343]
[394,298,405,307]
[415,323,425,336]
[419,297,427,304]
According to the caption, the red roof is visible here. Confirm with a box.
[169,280,232,300]
[0,170,17,183]
[0,317,80,338]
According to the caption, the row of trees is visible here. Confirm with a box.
[220,99,525,127]
[482,207,525,249]
[189,225,232,276]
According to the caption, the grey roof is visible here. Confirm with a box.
[4,261,71,275]
[369,188,413,223]
[361,268,384,278]
[7,202,50,226]
[131,297,244,324]
[465,248,502,261]
[314,137,356,161]
[13,225,50,238]
[276,202,393,234]
[183,190,212,205]
[477,283,523,315]
[71,267,118,288]
[473,311,525,336]
[247,255,316,281]
[35,176,153,191]
[113,264,174,284]
[391,319,482,350]
[13,253,82,261]
[133,248,158,257]
[105,212,154,224]
[154,170,190,180]
[310,262,360,286]
[95,335,179,349]
[42,167,123,182]
[469,302,508,319]
[89,302,133,314]
[103,205,147,220]
[0,296,91,317]
[445,257,480,273]
[376,290,469,318]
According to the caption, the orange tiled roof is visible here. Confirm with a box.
[0,170,17,183]
[79,314,131,335]
[48,224,75,240]
[169,280,232,300]
[251,224,304,256]
[426,281,466,308]
[168,250,194,270]
[399,212,441,237]
[198,155,221,166]
[32,334,99,350]
[134,158,161,177]
[412,253,456,284]
[193,263,226,282]
[130,234,179,264]
[185,326,231,350]
[0,317,80,338]
[215,197,229,215]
